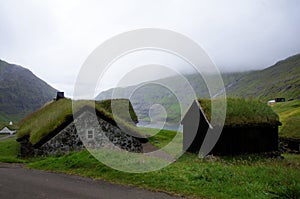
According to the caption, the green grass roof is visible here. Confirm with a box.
[198,98,280,127]
[17,98,140,145]
[0,123,18,131]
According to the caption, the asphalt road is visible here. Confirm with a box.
[0,163,183,199]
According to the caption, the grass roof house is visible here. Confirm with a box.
[182,98,280,155]
[0,126,16,135]
[17,98,147,157]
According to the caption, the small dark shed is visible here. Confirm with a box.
[275,98,285,102]
[56,92,65,100]
[182,98,281,155]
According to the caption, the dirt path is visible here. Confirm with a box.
[0,163,184,199]
[0,134,14,141]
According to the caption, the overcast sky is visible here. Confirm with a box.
[0,0,300,97]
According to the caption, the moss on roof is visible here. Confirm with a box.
[198,98,280,127]
[94,99,138,123]
[17,98,140,145]
[0,123,18,131]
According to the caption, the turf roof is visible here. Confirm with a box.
[0,123,18,131]
[197,98,280,127]
[17,98,140,145]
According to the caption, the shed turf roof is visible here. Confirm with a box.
[198,98,280,127]
[17,98,141,145]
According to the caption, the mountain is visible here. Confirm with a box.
[226,54,300,100]
[97,54,300,123]
[97,71,249,124]
[0,59,57,123]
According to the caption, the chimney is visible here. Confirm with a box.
[56,92,65,100]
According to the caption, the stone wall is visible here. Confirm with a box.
[19,111,143,157]
[76,112,143,153]
[34,122,83,156]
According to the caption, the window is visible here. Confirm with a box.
[87,129,94,139]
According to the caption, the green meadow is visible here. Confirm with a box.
[0,129,299,199]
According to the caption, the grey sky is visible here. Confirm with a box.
[0,0,300,97]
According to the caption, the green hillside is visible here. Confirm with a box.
[0,59,57,123]
[226,54,300,100]
[97,54,300,126]
[272,100,300,140]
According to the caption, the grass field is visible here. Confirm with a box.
[272,100,300,140]
[139,127,178,148]
[0,136,25,163]
[26,149,300,199]
[1,126,300,198]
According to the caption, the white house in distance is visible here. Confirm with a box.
[0,127,16,135]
